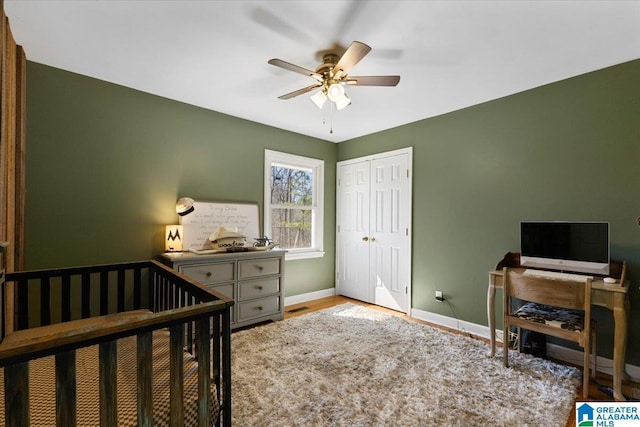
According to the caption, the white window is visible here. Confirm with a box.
[264,150,324,260]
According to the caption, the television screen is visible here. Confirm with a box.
[520,221,610,275]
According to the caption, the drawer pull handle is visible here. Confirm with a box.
[257,306,263,311]
[256,285,264,291]
[206,272,212,277]
[256,265,264,271]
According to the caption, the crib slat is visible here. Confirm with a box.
[41,276,51,326]
[16,278,28,330]
[61,275,71,322]
[151,271,158,312]
[170,324,185,427]
[212,314,221,427]
[4,361,29,426]
[187,295,194,355]
[100,271,108,315]
[117,269,126,312]
[137,331,153,427]
[197,318,211,427]
[99,341,118,426]
[81,273,90,319]
[221,306,232,427]
[56,351,76,427]
[133,267,142,310]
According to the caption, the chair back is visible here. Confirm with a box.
[504,268,591,312]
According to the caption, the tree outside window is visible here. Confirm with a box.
[264,150,324,260]
[270,165,313,249]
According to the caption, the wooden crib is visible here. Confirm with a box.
[0,254,233,426]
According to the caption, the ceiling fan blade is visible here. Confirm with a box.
[332,41,371,77]
[345,75,400,86]
[268,59,323,82]
[278,84,322,100]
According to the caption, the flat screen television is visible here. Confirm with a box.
[520,221,610,275]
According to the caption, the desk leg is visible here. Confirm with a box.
[487,282,496,357]
[612,293,629,401]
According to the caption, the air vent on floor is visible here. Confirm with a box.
[286,306,310,314]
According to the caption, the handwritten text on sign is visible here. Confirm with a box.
[181,202,260,250]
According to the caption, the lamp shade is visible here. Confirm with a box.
[176,197,195,216]
[165,225,184,251]
[334,93,351,110]
[310,90,327,109]
[327,83,344,102]
[326,83,351,110]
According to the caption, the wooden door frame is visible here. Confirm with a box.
[1,1,27,335]
[1,1,26,272]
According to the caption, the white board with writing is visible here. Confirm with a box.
[181,201,260,250]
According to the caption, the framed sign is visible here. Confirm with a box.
[180,201,260,250]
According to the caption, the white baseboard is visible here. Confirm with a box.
[284,287,335,307]
[410,307,640,381]
[411,307,501,342]
[546,343,640,382]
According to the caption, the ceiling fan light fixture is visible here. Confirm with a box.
[327,83,350,110]
[335,93,351,110]
[310,89,327,109]
[327,83,345,102]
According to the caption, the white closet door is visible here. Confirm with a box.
[370,154,410,312]
[336,160,372,302]
[336,148,412,313]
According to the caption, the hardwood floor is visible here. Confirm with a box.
[283,295,638,427]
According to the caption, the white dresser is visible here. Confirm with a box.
[159,250,285,328]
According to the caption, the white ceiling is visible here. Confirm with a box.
[5,1,640,143]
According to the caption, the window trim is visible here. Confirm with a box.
[264,149,324,260]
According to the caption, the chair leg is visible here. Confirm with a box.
[503,324,509,367]
[583,338,590,398]
[591,325,597,380]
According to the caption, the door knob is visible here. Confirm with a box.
[371,237,376,242]
[362,236,369,242]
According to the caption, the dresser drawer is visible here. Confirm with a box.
[238,258,280,279]
[237,296,281,322]
[238,278,280,301]
[180,262,235,284]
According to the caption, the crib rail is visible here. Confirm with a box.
[0,260,233,427]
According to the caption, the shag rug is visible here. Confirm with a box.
[231,303,580,426]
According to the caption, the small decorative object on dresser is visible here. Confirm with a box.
[159,249,285,329]
[164,224,184,251]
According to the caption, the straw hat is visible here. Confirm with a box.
[209,226,246,249]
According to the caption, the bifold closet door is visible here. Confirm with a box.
[337,150,411,313]
[336,160,372,303]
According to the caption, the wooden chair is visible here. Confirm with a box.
[502,267,595,398]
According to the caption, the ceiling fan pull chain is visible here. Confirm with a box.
[330,102,334,134]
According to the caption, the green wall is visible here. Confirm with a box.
[338,59,640,363]
[25,62,337,297]
[26,59,640,364]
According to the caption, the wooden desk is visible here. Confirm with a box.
[487,268,630,401]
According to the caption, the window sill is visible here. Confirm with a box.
[284,250,325,261]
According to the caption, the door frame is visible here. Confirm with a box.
[336,147,413,314]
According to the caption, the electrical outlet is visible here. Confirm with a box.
[435,290,444,302]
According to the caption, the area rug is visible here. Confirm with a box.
[231,303,580,426]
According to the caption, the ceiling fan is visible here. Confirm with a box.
[268,41,400,111]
